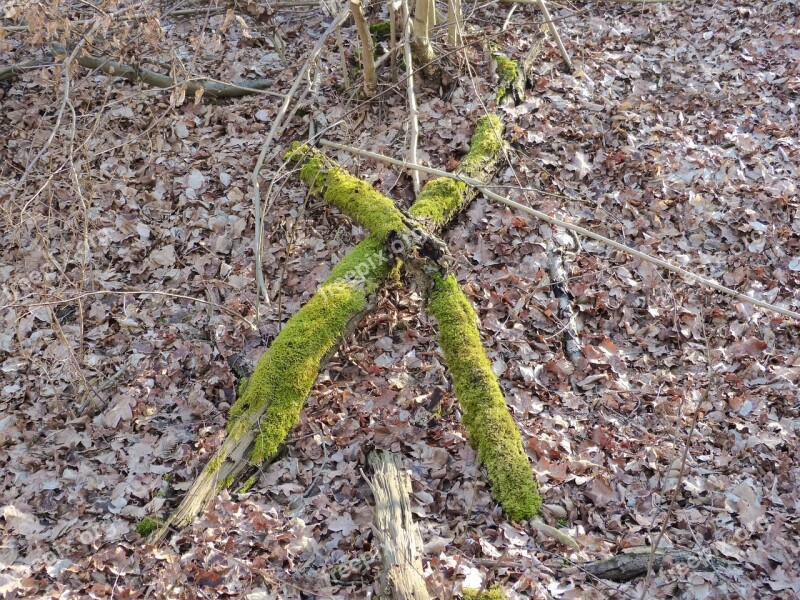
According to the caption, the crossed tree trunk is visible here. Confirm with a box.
[150,114,541,543]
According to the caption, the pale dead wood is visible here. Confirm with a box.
[350,0,378,97]
[402,0,421,195]
[535,0,573,71]
[366,451,431,600]
[447,0,464,46]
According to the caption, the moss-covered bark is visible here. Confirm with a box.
[289,115,540,523]
[227,235,391,464]
[286,145,408,237]
[151,237,392,541]
[410,114,505,230]
[492,50,525,105]
[428,275,541,521]
[154,115,514,542]
[288,114,505,236]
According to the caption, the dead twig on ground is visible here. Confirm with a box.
[317,140,800,321]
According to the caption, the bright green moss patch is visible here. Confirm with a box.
[463,585,508,600]
[236,376,249,399]
[326,235,390,289]
[217,473,235,491]
[286,143,406,237]
[428,274,541,522]
[136,517,164,537]
[410,177,467,227]
[409,114,504,229]
[237,474,258,494]
[369,21,391,39]
[206,453,225,475]
[492,51,519,103]
[459,114,505,178]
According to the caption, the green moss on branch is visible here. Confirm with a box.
[428,274,541,522]
[226,235,392,464]
[136,517,164,537]
[286,144,407,238]
[463,586,508,600]
[410,114,505,229]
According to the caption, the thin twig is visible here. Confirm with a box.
[15,36,91,197]
[317,140,800,321]
[1,290,257,329]
[639,311,712,598]
[250,8,350,314]
[402,0,421,195]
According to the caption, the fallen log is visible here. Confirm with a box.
[150,115,507,542]
[50,43,275,100]
[288,116,541,522]
[583,546,724,582]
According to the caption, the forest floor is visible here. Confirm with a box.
[0,0,798,598]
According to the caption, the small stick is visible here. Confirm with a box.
[536,0,573,72]
[389,1,398,83]
[250,8,349,311]
[502,4,518,31]
[317,139,800,321]
[350,0,378,97]
[401,0,421,195]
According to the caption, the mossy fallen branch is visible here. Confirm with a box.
[152,116,506,542]
[290,115,541,522]
[151,236,392,542]
[428,274,541,521]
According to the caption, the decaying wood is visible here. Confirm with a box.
[522,22,550,85]
[498,0,573,72]
[583,546,722,582]
[49,43,276,99]
[366,451,431,600]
